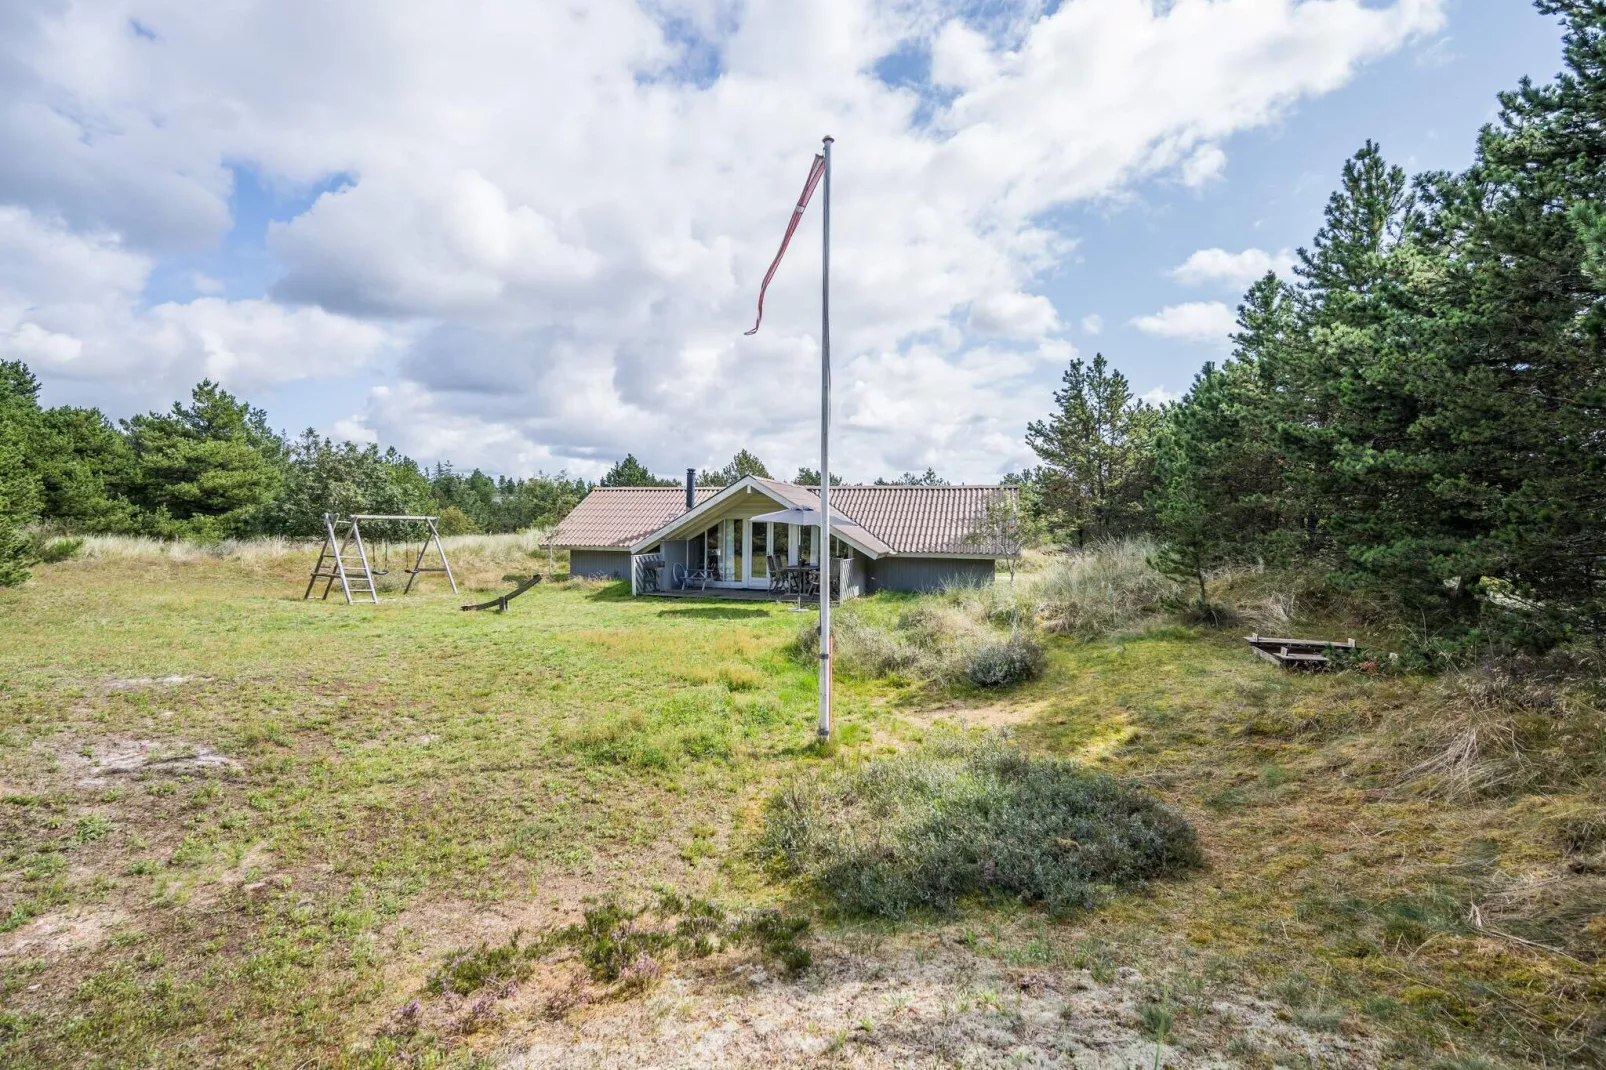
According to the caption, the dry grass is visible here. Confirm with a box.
[1026,537,1178,637]
[1391,670,1604,801]
[75,529,566,593]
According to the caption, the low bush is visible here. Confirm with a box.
[965,636,1045,687]
[756,733,1203,917]
[32,534,84,564]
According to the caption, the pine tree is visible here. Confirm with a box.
[792,467,842,487]
[123,380,287,538]
[875,468,948,486]
[698,449,772,486]
[1025,354,1160,545]
[600,454,676,487]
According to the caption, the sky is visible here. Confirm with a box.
[0,0,1569,484]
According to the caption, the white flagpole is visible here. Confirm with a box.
[818,135,834,742]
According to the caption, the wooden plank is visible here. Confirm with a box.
[1244,635,1355,649]
[1248,645,1283,666]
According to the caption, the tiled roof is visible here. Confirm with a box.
[818,485,1017,555]
[575,477,1017,558]
[551,486,718,549]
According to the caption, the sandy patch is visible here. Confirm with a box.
[491,938,1382,1069]
[0,907,127,960]
[903,699,1051,731]
[104,674,210,690]
[68,738,241,785]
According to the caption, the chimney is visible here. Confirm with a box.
[685,468,696,511]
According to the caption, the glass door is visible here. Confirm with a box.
[722,519,744,584]
[749,522,768,588]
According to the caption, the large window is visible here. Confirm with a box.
[751,522,769,581]
[702,523,720,576]
[773,523,790,566]
[830,535,851,560]
[799,526,815,565]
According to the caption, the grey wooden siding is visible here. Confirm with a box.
[570,549,630,580]
[869,556,995,593]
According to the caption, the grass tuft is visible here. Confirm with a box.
[1029,538,1177,638]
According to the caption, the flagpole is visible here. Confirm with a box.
[818,134,834,742]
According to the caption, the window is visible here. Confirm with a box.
[773,523,790,565]
[703,524,720,576]
[830,535,851,560]
[751,522,769,580]
[799,526,815,565]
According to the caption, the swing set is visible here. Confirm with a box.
[304,513,458,605]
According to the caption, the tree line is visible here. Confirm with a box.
[0,361,960,585]
[0,364,592,574]
[1020,0,1606,652]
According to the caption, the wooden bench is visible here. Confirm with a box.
[1244,634,1356,670]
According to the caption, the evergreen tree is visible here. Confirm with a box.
[698,449,771,486]
[875,468,948,486]
[270,431,434,536]
[35,406,140,532]
[792,467,843,487]
[1403,0,1606,642]
[123,380,287,538]
[600,454,676,487]
[1025,354,1160,545]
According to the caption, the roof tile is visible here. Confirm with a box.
[551,486,717,549]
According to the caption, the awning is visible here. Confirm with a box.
[748,506,848,527]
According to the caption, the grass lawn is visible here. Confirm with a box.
[1,548,1602,1067]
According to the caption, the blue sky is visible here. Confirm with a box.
[1045,0,1563,405]
[0,0,1572,482]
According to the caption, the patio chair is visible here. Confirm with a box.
[671,563,715,591]
[767,554,788,594]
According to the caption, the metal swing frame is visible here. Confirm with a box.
[303,513,459,605]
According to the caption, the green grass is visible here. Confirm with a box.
[0,550,1602,1067]
[0,553,861,1066]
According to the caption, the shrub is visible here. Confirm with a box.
[0,520,32,587]
[965,637,1045,687]
[435,505,480,536]
[756,733,1203,917]
[32,534,84,564]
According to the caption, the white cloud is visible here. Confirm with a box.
[1180,144,1227,188]
[191,272,225,294]
[1172,247,1295,289]
[1132,301,1238,345]
[0,206,399,407]
[0,0,1445,479]
[1080,314,1103,336]
[930,21,999,90]
[967,291,1060,339]
[1141,386,1178,407]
